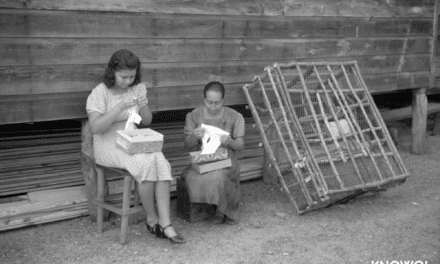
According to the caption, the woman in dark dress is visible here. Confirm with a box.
[181,81,245,225]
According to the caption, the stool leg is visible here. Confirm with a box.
[120,175,132,245]
[432,112,440,135]
[96,167,105,233]
[133,180,140,224]
[176,177,191,222]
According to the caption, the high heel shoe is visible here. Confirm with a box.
[155,224,186,244]
[146,222,157,235]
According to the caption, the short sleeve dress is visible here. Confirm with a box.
[181,106,245,222]
[86,83,173,183]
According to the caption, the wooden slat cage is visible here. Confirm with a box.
[243,61,410,214]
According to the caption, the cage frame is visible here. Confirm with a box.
[243,60,410,214]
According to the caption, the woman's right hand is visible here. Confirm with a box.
[116,98,137,112]
[193,127,205,139]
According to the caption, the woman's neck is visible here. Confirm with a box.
[204,107,224,119]
[110,86,129,95]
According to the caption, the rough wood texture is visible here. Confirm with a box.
[432,112,440,135]
[262,151,278,184]
[283,0,434,17]
[80,120,98,221]
[0,0,432,17]
[411,88,428,154]
[0,70,431,125]
[0,186,88,231]
[430,0,439,88]
[1,38,431,66]
[380,103,440,122]
[0,54,431,96]
[0,1,435,125]
[0,0,284,15]
[0,10,433,39]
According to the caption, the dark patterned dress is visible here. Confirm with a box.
[181,106,245,221]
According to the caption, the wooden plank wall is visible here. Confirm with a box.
[433,0,440,88]
[0,0,435,125]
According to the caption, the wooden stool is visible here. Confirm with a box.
[81,120,144,244]
[94,165,143,245]
[176,178,216,223]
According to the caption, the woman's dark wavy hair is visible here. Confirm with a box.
[203,81,225,99]
[103,49,142,88]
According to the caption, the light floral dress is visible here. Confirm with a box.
[86,83,173,183]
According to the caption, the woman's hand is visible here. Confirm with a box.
[220,135,232,145]
[193,127,205,139]
[116,98,137,112]
[137,95,148,109]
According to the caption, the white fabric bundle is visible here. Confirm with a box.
[125,108,142,130]
[200,123,230,155]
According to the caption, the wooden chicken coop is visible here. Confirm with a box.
[243,61,410,213]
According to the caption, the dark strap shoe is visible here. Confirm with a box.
[155,224,186,244]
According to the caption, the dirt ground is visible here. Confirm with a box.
[0,121,439,264]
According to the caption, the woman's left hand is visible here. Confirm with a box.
[137,96,148,109]
[220,135,232,145]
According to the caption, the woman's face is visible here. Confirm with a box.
[114,69,137,89]
[204,90,224,116]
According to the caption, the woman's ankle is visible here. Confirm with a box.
[162,224,177,237]
[146,217,159,226]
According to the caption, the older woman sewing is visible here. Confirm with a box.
[181,81,245,225]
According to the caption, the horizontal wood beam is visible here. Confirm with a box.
[0,54,431,96]
[284,0,434,17]
[0,0,433,17]
[380,103,440,122]
[0,71,430,125]
[0,37,431,66]
[0,0,284,16]
[0,10,433,39]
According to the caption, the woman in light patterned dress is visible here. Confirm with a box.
[86,49,185,244]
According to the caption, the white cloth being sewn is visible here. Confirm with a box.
[200,123,230,155]
[124,108,141,130]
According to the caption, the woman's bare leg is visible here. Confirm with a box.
[137,181,158,227]
[155,180,178,237]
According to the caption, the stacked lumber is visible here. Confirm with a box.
[0,129,83,197]
[0,186,89,231]
[0,118,264,231]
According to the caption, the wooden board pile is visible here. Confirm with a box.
[0,118,264,231]
[0,129,83,196]
[243,61,410,214]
